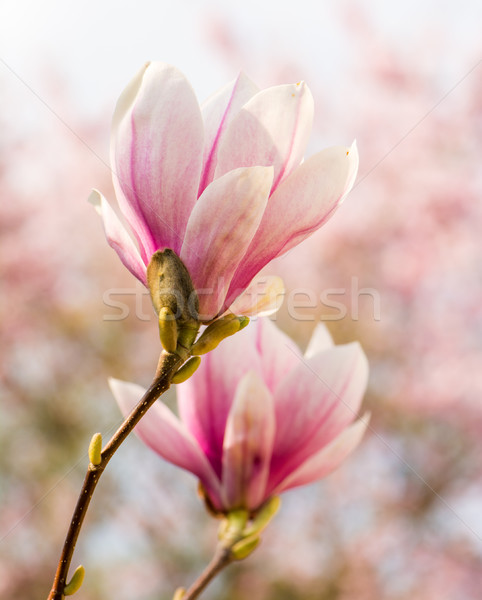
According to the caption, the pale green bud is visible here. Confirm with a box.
[171,357,201,384]
[191,315,249,355]
[147,249,199,320]
[158,307,178,353]
[88,433,102,466]
[231,536,260,560]
[172,587,186,600]
[238,316,250,331]
[218,509,249,544]
[243,496,281,538]
[176,321,200,356]
[64,565,85,596]
[147,250,200,353]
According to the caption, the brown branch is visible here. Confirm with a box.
[181,545,233,600]
[47,350,183,600]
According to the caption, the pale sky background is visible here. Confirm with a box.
[1,0,480,141]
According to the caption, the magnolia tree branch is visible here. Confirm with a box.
[47,350,184,600]
[176,505,276,600]
[180,545,233,600]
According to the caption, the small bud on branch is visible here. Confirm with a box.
[172,357,201,384]
[63,565,85,596]
[88,433,102,466]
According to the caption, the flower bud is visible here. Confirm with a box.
[231,536,260,560]
[191,315,248,355]
[171,357,201,384]
[218,509,249,544]
[64,565,85,596]
[243,496,281,538]
[88,433,102,466]
[147,250,200,353]
[158,307,178,354]
[237,316,250,331]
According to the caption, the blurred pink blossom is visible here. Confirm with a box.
[112,318,368,512]
[92,62,358,320]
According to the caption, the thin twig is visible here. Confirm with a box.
[182,545,233,600]
[47,350,183,600]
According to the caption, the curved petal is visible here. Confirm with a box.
[89,190,147,284]
[111,62,204,255]
[177,338,263,478]
[225,275,284,318]
[269,341,368,490]
[251,318,302,394]
[304,323,334,358]
[180,166,273,321]
[224,143,359,307]
[272,414,369,495]
[110,378,224,508]
[176,319,301,479]
[222,371,275,510]
[215,82,314,191]
[199,72,259,194]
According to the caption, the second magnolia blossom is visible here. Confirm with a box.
[92,62,359,321]
[112,319,369,513]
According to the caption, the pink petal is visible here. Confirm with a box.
[110,378,224,508]
[273,415,369,495]
[222,371,275,510]
[180,166,273,321]
[304,323,334,358]
[177,337,263,478]
[215,82,314,191]
[225,275,284,318]
[89,190,147,284]
[252,318,302,394]
[224,143,359,307]
[199,72,259,194]
[111,62,204,255]
[268,341,368,491]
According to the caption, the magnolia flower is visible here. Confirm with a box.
[92,62,359,321]
[112,319,369,513]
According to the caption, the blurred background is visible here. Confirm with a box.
[1,1,481,598]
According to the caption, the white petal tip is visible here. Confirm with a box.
[346,140,358,158]
[229,275,285,318]
[87,189,102,214]
[107,377,122,395]
[304,323,334,357]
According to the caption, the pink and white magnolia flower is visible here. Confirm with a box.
[92,62,359,321]
[112,319,369,513]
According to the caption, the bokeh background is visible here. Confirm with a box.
[1,1,481,598]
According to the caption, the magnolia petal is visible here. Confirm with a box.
[222,371,275,510]
[177,340,263,479]
[224,143,360,306]
[272,414,370,495]
[89,189,147,284]
[232,318,300,395]
[274,342,368,454]
[110,378,224,507]
[215,82,314,191]
[255,318,302,394]
[199,72,259,194]
[225,275,285,318]
[111,62,204,255]
[269,342,368,490]
[181,166,273,321]
[304,323,334,358]
[342,140,359,202]
[109,63,155,257]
